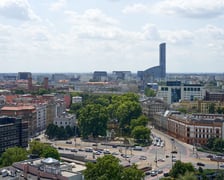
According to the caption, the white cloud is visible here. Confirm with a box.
[50,0,67,11]
[122,3,148,14]
[65,9,119,26]
[0,0,40,21]
[154,0,224,18]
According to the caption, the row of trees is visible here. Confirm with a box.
[45,124,78,140]
[0,141,59,167]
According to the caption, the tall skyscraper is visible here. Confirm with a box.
[140,42,167,84]
[159,43,166,78]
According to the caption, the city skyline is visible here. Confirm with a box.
[0,0,224,73]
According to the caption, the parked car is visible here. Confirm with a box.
[151,171,158,177]
[139,156,147,160]
[158,158,165,162]
[71,148,78,152]
[66,141,72,144]
[145,171,151,176]
[133,146,143,151]
[197,162,205,166]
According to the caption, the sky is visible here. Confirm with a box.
[0,0,224,73]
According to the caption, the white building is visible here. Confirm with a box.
[54,113,76,128]
[72,96,82,104]
[157,81,205,104]
[35,103,47,134]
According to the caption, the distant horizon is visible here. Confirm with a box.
[0,71,224,75]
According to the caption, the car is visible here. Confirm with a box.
[66,141,72,144]
[71,148,78,152]
[85,147,93,152]
[93,150,101,155]
[92,143,97,146]
[139,155,147,160]
[171,150,177,154]
[163,172,169,177]
[157,169,163,174]
[197,162,205,166]
[58,147,64,150]
[158,158,165,162]
[151,171,157,177]
[172,158,177,162]
[112,152,119,155]
[206,154,213,158]
[220,164,224,168]
[133,146,143,151]
[145,171,151,176]
[103,149,111,154]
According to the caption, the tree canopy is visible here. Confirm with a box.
[29,140,60,160]
[169,160,195,178]
[83,155,144,180]
[0,147,28,167]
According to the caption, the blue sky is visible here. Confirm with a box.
[0,0,224,73]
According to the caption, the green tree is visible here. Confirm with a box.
[144,87,156,97]
[116,101,142,134]
[169,160,195,178]
[29,141,60,160]
[130,115,148,130]
[79,104,109,138]
[131,126,150,144]
[0,147,27,167]
[121,164,144,180]
[42,145,60,160]
[84,155,122,180]
[177,171,197,180]
[208,103,215,114]
[213,138,224,152]
[84,155,143,180]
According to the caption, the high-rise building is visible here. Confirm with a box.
[18,72,32,80]
[140,43,166,84]
[159,43,166,78]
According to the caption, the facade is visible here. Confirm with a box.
[18,72,32,80]
[72,96,82,104]
[93,71,108,82]
[141,97,167,119]
[54,113,76,128]
[0,116,28,154]
[177,100,224,114]
[142,43,166,83]
[112,71,132,81]
[205,91,224,101]
[154,112,224,145]
[0,105,36,138]
[35,103,47,134]
[157,81,205,104]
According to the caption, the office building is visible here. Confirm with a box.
[157,81,205,104]
[0,116,28,154]
[18,72,32,80]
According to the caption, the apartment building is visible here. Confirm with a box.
[154,112,224,146]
